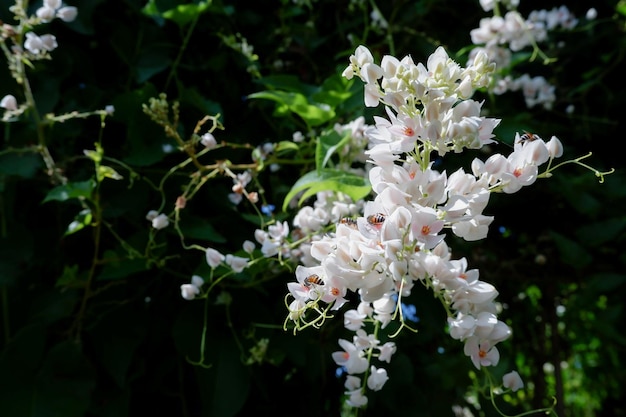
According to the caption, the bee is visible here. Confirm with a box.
[303,274,324,287]
[517,131,538,144]
[339,217,358,228]
[366,212,386,226]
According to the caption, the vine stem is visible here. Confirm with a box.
[71,186,103,343]
[164,14,200,91]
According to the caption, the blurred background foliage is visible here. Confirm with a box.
[0,0,624,416]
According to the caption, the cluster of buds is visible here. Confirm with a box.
[285,44,563,408]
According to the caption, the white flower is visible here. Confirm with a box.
[464,337,500,369]
[24,32,44,54]
[344,375,361,391]
[191,275,204,287]
[151,213,169,230]
[292,131,305,142]
[344,309,367,331]
[332,339,368,374]
[0,95,17,111]
[57,6,78,22]
[225,254,249,273]
[205,248,225,268]
[367,366,389,391]
[448,313,477,340]
[546,136,563,158]
[345,389,368,408]
[586,8,597,20]
[242,240,255,254]
[287,298,306,321]
[201,132,217,148]
[378,342,396,363]
[180,284,200,300]
[479,0,494,12]
[36,6,56,22]
[40,34,58,52]
[503,370,524,392]
[45,0,62,8]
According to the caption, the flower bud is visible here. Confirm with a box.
[191,275,204,287]
[145,210,158,221]
[503,370,524,392]
[200,132,217,149]
[206,248,225,268]
[180,284,199,300]
[546,136,563,158]
[151,213,169,230]
[40,34,58,52]
[0,95,17,111]
[57,6,78,22]
[36,6,56,22]
[45,0,62,8]
[242,240,255,254]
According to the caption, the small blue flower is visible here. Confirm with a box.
[392,294,420,322]
[498,225,512,238]
[335,366,347,378]
[261,204,275,215]
[401,302,420,323]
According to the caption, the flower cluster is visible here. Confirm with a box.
[36,0,78,23]
[146,210,170,230]
[469,4,595,110]
[284,44,565,408]
[1,0,77,121]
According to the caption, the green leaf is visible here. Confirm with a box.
[142,0,212,26]
[312,73,355,108]
[163,1,212,26]
[315,129,352,171]
[0,225,33,285]
[32,341,96,417]
[195,337,250,417]
[83,145,102,163]
[550,231,593,269]
[65,209,93,236]
[97,165,124,182]
[274,140,300,155]
[254,74,317,96]
[248,90,335,127]
[42,180,95,203]
[0,152,42,178]
[136,44,173,84]
[575,217,626,246]
[178,216,227,243]
[282,169,371,211]
[97,250,147,281]
[55,264,81,288]
[87,306,147,388]
[29,288,80,325]
[0,325,47,417]
[587,272,626,293]
[180,87,223,116]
